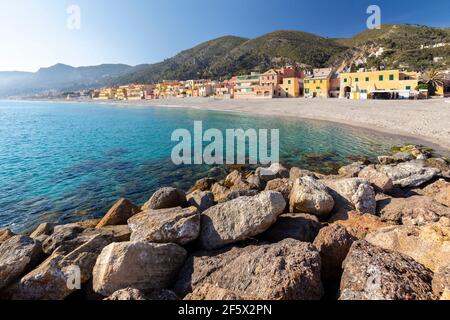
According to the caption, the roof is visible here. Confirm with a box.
[306,68,333,80]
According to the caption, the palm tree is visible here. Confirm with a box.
[420,68,445,89]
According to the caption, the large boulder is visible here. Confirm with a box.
[261,213,322,243]
[289,176,334,219]
[5,234,113,300]
[365,218,450,272]
[219,190,259,203]
[142,187,187,210]
[0,235,43,290]
[313,224,356,281]
[321,178,376,215]
[96,198,140,228]
[333,211,390,239]
[393,152,415,163]
[377,195,450,226]
[339,241,435,300]
[199,191,286,250]
[184,283,258,300]
[41,224,84,254]
[379,161,440,188]
[224,170,243,188]
[175,239,323,300]
[128,207,200,245]
[187,190,215,213]
[358,165,393,193]
[92,241,186,296]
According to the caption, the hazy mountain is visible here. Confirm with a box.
[0,63,133,97]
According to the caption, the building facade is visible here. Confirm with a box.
[304,68,334,98]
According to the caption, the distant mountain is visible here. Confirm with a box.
[331,24,450,72]
[112,31,346,84]
[1,24,449,97]
[0,64,133,97]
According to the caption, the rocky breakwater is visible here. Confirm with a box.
[0,144,449,300]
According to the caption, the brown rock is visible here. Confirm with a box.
[289,167,318,181]
[189,177,216,193]
[265,178,293,203]
[313,224,357,280]
[377,195,450,226]
[0,228,15,245]
[224,170,243,188]
[96,198,140,228]
[175,239,323,300]
[432,265,450,299]
[419,180,450,207]
[358,165,394,193]
[365,218,450,272]
[333,211,390,239]
[100,225,131,242]
[211,183,231,202]
[339,241,435,300]
[187,190,215,213]
[30,223,54,239]
[104,288,148,300]
[338,162,366,178]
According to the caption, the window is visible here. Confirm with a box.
[285,88,288,91]
[379,75,384,81]
[305,89,310,94]
[288,80,291,85]
[365,77,369,82]
[406,86,411,90]
[316,86,321,90]
[344,78,348,83]
[355,78,359,82]
[389,74,394,81]
[320,80,323,83]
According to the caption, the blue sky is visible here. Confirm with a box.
[0,0,449,72]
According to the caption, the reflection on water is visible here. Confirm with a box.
[0,101,414,232]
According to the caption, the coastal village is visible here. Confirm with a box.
[87,66,450,102]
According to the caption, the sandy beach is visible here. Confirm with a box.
[89,97,450,151]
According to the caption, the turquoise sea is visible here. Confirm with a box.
[0,100,414,232]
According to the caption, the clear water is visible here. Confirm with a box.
[0,100,413,232]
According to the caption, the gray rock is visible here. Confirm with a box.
[289,176,334,219]
[321,178,376,215]
[42,224,84,255]
[0,235,44,290]
[261,213,322,243]
[379,161,440,188]
[219,190,259,203]
[378,155,396,165]
[142,187,187,210]
[200,191,286,250]
[265,178,293,203]
[93,241,187,296]
[289,167,318,181]
[128,206,200,245]
[104,288,148,300]
[256,163,289,182]
[339,241,435,300]
[175,239,323,300]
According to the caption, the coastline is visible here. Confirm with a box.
[30,96,450,153]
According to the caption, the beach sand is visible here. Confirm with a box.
[95,97,450,151]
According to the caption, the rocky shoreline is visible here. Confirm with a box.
[0,145,449,301]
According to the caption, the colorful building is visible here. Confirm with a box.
[280,77,301,98]
[339,69,419,99]
[304,68,334,98]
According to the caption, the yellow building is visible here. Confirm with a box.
[339,70,419,99]
[304,68,334,98]
[280,77,301,98]
[94,87,117,100]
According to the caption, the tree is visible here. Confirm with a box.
[420,68,445,95]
